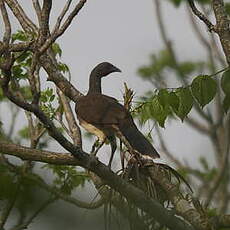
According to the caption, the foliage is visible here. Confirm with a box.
[135,68,229,127]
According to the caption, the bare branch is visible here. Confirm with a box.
[57,89,82,148]
[53,0,73,33]
[40,0,52,40]
[187,0,215,32]
[0,0,11,44]
[4,0,37,32]
[32,0,42,25]
[0,142,194,230]
[212,0,230,65]
[39,0,87,54]
[40,52,83,102]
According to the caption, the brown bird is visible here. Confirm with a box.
[75,62,160,167]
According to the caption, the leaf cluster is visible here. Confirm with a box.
[43,165,88,195]
[135,70,229,127]
[40,88,56,119]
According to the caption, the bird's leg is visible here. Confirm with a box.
[107,135,117,168]
[91,138,106,156]
[119,140,125,171]
[90,139,99,154]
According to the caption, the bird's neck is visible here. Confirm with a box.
[88,71,102,94]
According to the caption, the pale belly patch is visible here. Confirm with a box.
[80,120,106,142]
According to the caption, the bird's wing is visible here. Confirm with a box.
[76,94,130,126]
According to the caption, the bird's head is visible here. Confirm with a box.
[92,62,121,78]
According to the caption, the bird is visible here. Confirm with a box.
[75,62,160,167]
[76,62,121,167]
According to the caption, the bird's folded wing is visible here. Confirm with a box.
[75,94,130,126]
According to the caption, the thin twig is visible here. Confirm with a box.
[39,0,87,54]
[57,89,82,148]
[53,0,73,33]
[0,0,11,44]
[187,0,215,32]
[4,0,37,32]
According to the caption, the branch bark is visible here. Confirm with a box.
[0,141,194,230]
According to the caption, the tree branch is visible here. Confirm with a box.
[40,0,52,40]
[32,0,42,24]
[4,0,37,32]
[187,0,215,32]
[0,0,11,44]
[39,0,87,54]
[0,141,194,230]
[57,89,82,148]
[212,0,230,65]
[40,52,83,102]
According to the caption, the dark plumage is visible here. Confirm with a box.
[75,62,160,166]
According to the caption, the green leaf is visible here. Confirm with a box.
[191,75,217,107]
[157,89,169,108]
[221,70,230,95]
[168,92,180,111]
[16,51,31,63]
[49,94,55,102]
[58,62,69,73]
[52,43,62,57]
[174,87,193,121]
[223,95,230,113]
[46,88,53,97]
[150,96,168,127]
[12,30,29,42]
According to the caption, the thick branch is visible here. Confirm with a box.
[40,53,83,102]
[212,0,230,65]
[40,0,52,40]
[0,143,194,230]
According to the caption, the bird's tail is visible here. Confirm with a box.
[118,120,160,158]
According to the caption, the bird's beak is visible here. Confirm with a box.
[113,66,122,73]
